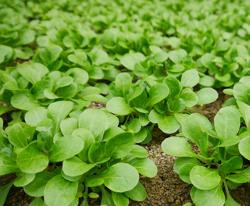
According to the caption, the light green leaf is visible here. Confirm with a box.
[78,109,119,138]
[24,171,54,197]
[25,107,48,127]
[63,157,95,177]
[48,101,74,124]
[174,157,201,183]
[66,68,89,85]
[190,166,221,190]
[197,88,218,105]
[237,101,250,128]
[16,142,49,174]
[29,198,46,206]
[60,118,78,136]
[161,137,196,157]
[181,69,200,87]
[6,123,34,148]
[130,158,157,178]
[44,175,78,206]
[148,83,169,106]
[17,62,48,84]
[14,172,35,187]
[11,93,38,111]
[181,88,198,107]
[112,192,129,206]
[120,52,145,70]
[191,186,225,206]
[158,116,180,134]
[101,163,139,193]
[125,182,147,202]
[49,136,84,162]
[239,137,250,160]
[226,167,250,183]
[115,72,132,95]
[214,106,240,141]
[0,154,17,175]
[106,97,132,116]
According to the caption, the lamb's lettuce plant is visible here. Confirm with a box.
[162,106,250,206]
[0,103,157,206]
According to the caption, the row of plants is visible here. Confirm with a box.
[162,77,250,206]
[0,0,249,205]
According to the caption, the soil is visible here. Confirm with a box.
[2,94,250,206]
[131,142,191,206]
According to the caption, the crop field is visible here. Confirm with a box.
[0,0,250,205]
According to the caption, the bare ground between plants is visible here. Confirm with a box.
[2,95,250,206]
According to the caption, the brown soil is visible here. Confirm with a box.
[131,142,191,206]
[232,184,250,206]
[194,90,226,121]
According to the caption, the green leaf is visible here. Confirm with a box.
[44,175,78,206]
[197,88,218,105]
[24,171,54,197]
[62,157,95,177]
[181,69,200,87]
[6,122,34,148]
[233,76,250,104]
[29,198,46,206]
[39,45,62,64]
[148,83,169,106]
[14,172,35,187]
[168,49,187,63]
[191,186,225,206]
[120,52,145,70]
[11,93,38,111]
[219,156,243,175]
[16,142,49,174]
[214,106,240,141]
[115,72,132,95]
[178,113,212,154]
[60,118,78,136]
[199,75,215,87]
[0,153,17,175]
[125,182,147,201]
[226,167,250,183]
[130,158,157,178]
[18,29,35,45]
[161,137,196,157]
[158,116,180,134]
[237,101,250,128]
[17,62,48,84]
[78,109,119,138]
[66,68,89,85]
[180,88,198,107]
[48,101,74,124]
[190,166,221,190]
[112,192,129,206]
[174,157,201,183]
[225,194,240,206]
[49,136,84,162]
[239,136,250,160]
[0,45,13,64]
[0,182,13,206]
[106,97,132,116]
[101,163,139,192]
[25,107,48,127]
[105,132,134,158]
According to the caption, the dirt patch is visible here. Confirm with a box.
[232,184,250,206]
[131,143,191,206]
[194,90,227,121]
[5,188,31,206]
